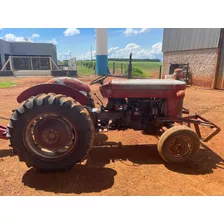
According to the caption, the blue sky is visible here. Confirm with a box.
[0,28,163,61]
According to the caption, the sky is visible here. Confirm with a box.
[0,28,163,61]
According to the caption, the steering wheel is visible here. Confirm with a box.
[90,75,108,85]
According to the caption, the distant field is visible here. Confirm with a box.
[108,61,161,77]
[76,60,161,77]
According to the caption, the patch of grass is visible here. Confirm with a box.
[0,81,17,88]
[131,67,148,77]
[77,61,95,76]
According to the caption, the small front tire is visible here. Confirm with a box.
[158,126,200,164]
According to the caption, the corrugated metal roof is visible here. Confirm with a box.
[162,28,221,52]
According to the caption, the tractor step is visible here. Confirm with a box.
[0,124,7,140]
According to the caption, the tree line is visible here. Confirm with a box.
[108,58,161,62]
[76,58,161,62]
[58,58,161,64]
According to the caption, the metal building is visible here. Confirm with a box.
[0,39,57,71]
[162,28,224,89]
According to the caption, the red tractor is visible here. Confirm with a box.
[6,75,220,171]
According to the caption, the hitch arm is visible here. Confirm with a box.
[159,108,221,142]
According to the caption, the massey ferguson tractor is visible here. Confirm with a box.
[3,75,220,171]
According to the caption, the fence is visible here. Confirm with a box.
[1,56,59,72]
[109,62,129,75]
[79,60,162,78]
[109,62,162,78]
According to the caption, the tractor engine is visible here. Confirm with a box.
[94,78,186,133]
[95,98,167,132]
[126,98,166,130]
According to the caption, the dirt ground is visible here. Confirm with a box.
[0,76,223,196]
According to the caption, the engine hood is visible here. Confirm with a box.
[100,79,186,98]
[46,77,91,93]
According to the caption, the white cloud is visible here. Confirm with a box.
[31,33,40,39]
[108,47,119,55]
[77,42,162,60]
[49,38,58,45]
[139,28,151,33]
[3,33,40,42]
[108,42,162,59]
[151,42,162,54]
[64,28,80,36]
[123,28,151,36]
[125,43,141,50]
[124,29,138,36]
[58,51,72,61]
[4,34,25,42]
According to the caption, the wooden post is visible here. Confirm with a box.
[49,57,53,70]
[113,62,115,74]
[51,58,59,70]
[159,65,162,79]
[39,56,41,70]
[121,63,123,74]
[30,57,33,70]
[128,53,132,79]
[1,58,10,71]
[9,56,13,71]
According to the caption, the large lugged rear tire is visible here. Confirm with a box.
[8,93,94,171]
[158,126,200,164]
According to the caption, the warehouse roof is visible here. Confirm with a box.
[162,28,221,52]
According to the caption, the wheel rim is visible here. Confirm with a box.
[168,135,193,158]
[24,113,77,160]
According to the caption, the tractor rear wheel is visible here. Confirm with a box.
[8,93,94,171]
[157,126,200,164]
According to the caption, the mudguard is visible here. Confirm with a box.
[17,83,89,105]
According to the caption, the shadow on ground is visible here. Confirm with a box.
[22,165,116,194]
[89,134,224,175]
[0,149,13,158]
[165,142,224,175]
[21,134,224,194]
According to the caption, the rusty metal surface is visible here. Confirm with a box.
[46,77,91,93]
[159,109,221,142]
[0,108,220,142]
[17,83,89,105]
[100,80,186,118]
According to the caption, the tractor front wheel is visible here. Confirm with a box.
[8,93,94,171]
[158,126,200,164]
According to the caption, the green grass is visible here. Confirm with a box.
[77,60,161,77]
[76,61,95,76]
[108,61,161,77]
[0,81,17,88]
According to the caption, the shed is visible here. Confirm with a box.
[162,28,224,89]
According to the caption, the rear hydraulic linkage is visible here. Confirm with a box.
[159,107,221,142]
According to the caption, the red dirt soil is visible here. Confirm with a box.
[0,76,223,196]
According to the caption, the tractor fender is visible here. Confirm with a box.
[17,83,89,105]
